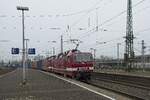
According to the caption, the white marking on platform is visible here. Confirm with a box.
[41,71,116,100]
[0,69,17,78]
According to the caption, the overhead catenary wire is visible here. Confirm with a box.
[103,4,150,28]
[52,0,108,47]
[69,0,105,28]
[1,0,148,51]
[75,0,147,40]
[81,27,150,50]
[0,1,105,18]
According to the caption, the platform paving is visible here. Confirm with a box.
[0,68,111,100]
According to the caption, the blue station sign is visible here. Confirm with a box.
[28,48,35,54]
[11,48,19,54]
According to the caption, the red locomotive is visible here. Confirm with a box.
[32,49,94,80]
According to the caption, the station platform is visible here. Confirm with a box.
[0,68,113,100]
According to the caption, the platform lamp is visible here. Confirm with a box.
[17,6,29,85]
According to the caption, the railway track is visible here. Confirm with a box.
[87,72,150,100]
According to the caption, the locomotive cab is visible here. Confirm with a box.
[73,53,93,70]
[71,52,94,80]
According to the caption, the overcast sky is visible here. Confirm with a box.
[0,0,150,61]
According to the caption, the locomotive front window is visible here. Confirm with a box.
[75,53,93,62]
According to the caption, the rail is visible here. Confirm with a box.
[87,72,150,100]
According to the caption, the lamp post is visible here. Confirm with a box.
[90,48,96,68]
[0,40,10,62]
[25,38,29,78]
[90,48,96,61]
[17,6,29,85]
[48,41,56,56]
[52,41,56,55]
[61,35,63,53]
[25,39,29,63]
[117,43,121,67]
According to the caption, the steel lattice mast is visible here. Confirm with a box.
[124,0,134,70]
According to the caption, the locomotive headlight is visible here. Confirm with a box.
[89,67,94,70]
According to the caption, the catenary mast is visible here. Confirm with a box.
[124,0,134,71]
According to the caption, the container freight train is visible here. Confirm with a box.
[32,49,94,80]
